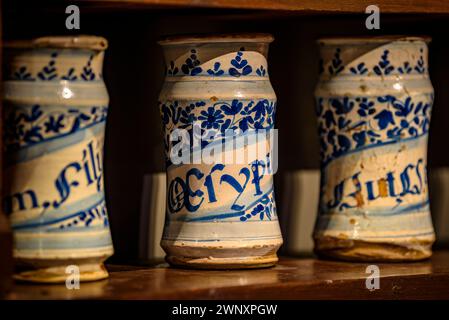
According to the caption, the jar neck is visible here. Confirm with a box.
[318,40,430,79]
[3,48,105,82]
[161,42,270,79]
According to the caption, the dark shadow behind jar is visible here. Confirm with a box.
[0,214,13,297]
[0,4,14,295]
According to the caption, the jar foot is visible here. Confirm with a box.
[162,240,282,269]
[166,254,279,269]
[14,258,109,283]
[314,236,433,262]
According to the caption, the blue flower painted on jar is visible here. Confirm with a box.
[198,107,225,129]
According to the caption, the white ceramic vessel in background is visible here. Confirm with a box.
[3,36,113,282]
[158,34,283,269]
[281,170,320,255]
[139,172,166,260]
[314,36,435,261]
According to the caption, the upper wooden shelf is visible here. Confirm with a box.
[70,0,449,14]
[6,251,449,299]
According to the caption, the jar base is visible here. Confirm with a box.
[166,254,278,269]
[162,240,281,269]
[14,258,109,283]
[314,237,433,262]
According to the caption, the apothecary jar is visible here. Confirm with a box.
[158,34,283,269]
[3,36,113,282]
[313,36,435,261]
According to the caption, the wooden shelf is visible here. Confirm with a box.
[7,0,449,14]
[78,0,449,13]
[6,251,449,300]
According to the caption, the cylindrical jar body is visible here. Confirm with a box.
[3,36,113,282]
[158,34,283,268]
[313,37,435,261]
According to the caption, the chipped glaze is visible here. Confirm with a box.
[313,36,435,261]
[3,36,113,282]
[158,34,283,268]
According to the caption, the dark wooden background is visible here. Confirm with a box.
[3,3,449,262]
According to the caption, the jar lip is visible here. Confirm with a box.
[317,35,431,45]
[4,35,108,50]
[158,33,274,46]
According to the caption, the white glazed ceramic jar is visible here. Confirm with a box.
[3,36,113,282]
[158,34,283,268]
[313,36,435,261]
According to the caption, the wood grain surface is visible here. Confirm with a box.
[6,251,449,300]
[74,0,449,14]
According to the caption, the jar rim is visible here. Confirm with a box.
[4,35,108,51]
[317,35,431,45]
[158,33,274,45]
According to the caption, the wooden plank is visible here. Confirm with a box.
[6,251,449,299]
[71,0,449,14]
[6,0,449,14]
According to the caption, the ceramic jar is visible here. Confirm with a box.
[313,36,435,261]
[158,34,283,268]
[3,36,113,282]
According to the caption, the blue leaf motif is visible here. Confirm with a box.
[377,95,396,104]
[409,127,418,136]
[374,109,395,129]
[328,48,344,75]
[37,52,58,80]
[160,104,171,125]
[229,68,240,77]
[13,66,35,80]
[398,62,412,74]
[191,67,202,76]
[239,116,253,132]
[241,65,252,75]
[27,105,43,122]
[181,49,203,76]
[61,68,77,81]
[166,61,179,76]
[250,100,268,120]
[23,126,43,144]
[256,65,266,76]
[206,62,224,76]
[414,49,425,73]
[220,100,243,115]
[350,62,368,75]
[316,94,432,167]
[330,97,354,114]
[80,55,96,81]
[337,116,351,129]
[221,119,231,133]
[44,115,65,133]
[353,131,366,147]
[229,51,253,77]
[337,135,351,152]
[387,127,400,139]
[231,58,247,69]
[392,97,413,117]
[323,110,335,128]
[373,50,395,75]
